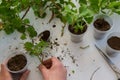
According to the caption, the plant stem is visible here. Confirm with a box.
[37,53,44,64]
[51,0,61,10]
[48,11,55,23]
[61,23,66,37]
[37,56,43,64]
[21,6,30,20]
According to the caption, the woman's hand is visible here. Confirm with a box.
[0,64,30,80]
[38,57,67,80]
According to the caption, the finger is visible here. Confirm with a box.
[51,57,61,65]
[38,64,48,74]
[0,64,12,77]
[20,70,30,80]
[1,64,7,73]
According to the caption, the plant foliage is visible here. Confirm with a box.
[81,0,120,15]
[0,0,38,39]
[24,40,49,63]
[61,1,94,32]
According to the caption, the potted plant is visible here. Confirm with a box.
[88,0,120,39]
[106,32,120,57]
[5,52,28,73]
[0,0,37,39]
[24,37,52,68]
[61,3,94,43]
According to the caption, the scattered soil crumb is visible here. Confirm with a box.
[93,60,95,62]
[52,25,56,28]
[57,57,60,61]
[50,45,53,49]
[70,56,76,63]
[76,64,78,67]
[61,50,64,53]
[55,38,58,41]
[9,45,12,49]
[15,47,18,50]
[69,74,71,76]
[54,41,60,46]
[13,37,17,40]
[64,43,67,46]
[45,55,48,58]
[72,70,75,74]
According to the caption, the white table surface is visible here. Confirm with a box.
[0,6,120,80]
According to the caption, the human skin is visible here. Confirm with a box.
[0,64,30,80]
[38,57,67,80]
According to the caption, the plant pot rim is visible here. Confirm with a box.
[5,52,28,73]
[107,32,120,52]
[93,14,113,33]
[68,24,88,35]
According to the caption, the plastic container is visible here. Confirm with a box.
[93,14,113,40]
[5,52,28,73]
[106,32,120,57]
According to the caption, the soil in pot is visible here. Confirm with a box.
[38,30,50,41]
[68,23,87,35]
[7,54,27,71]
[94,18,110,31]
[107,36,120,50]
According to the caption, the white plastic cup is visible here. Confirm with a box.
[5,52,28,73]
[68,25,87,43]
[69,32,85,43]
[93,14,113,40]
[106,32,120,57]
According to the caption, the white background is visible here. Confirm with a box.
[0,3,120,80]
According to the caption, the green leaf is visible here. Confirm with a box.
[66,14,73,24]
[60,0,64,4]
[24,40,49,58]
[79,0,87,4]
[17,26,26,33]
[20,33,27,40]
[24,42,33,51]
[69,2,76,7]
[84,16,93,24]
[4,25,14,34]
[26,26,37,38]
[88,0,99,13]
[23,19,30,24]
[108,1,120,8]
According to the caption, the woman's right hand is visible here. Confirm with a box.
[38,57,67,80]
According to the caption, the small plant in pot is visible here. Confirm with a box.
[24,39,51,68]
[88,0,120,39]
[5,53,28,73]
[106,32,120,57]
[61,4,94,43]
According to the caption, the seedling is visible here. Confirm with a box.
[0,1,38,39]
[85,0,120,15]
[61,3,94,33]
[24,40,49,63]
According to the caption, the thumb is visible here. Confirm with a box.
[38,64,48,75]
[1,64,7,73]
